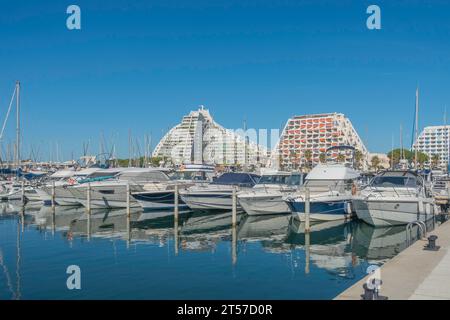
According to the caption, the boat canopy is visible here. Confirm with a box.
[212,172,260,187]
[49,169,76,179]
[306,164,360,181]
[371,171,421,188]
[117,169,170,183]
[257,172,305,186]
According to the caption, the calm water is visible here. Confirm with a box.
[0,202,428,300]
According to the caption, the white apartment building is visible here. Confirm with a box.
[153,106,268,166]
[414,125,450,168]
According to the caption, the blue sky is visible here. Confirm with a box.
[1,0,449,161]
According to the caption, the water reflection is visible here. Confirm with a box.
[0,203,438,299]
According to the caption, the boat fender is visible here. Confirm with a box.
[418,199,424,213]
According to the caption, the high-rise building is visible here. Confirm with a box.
[273,113,368,169]
[153,106,268,166]
[414,125,450,167]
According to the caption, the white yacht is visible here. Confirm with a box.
[285,163,360,221]
[69,168,171,209]
[0,180,22,200]
[353,170,437,227]
[41,168,112,206]
[179,172,260,211]
[237,171,305,216]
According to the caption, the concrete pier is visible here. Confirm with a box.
[336,220,450,300]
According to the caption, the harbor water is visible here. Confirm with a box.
[0,202,431,300]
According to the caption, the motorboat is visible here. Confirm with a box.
[69,168,171,209]
[179,172,260,211]
[237,171,305,215]
[40,168,111,206]
[132,164,215,211]
[285,163,360,221]
[284,146,360,222]
[0,181,22,200]
[352,170,438,227]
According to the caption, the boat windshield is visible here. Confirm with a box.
[257,175,291,185]
[305,179,340,188]
[287,174,304,186]
[211,173,260,187]
[371,176,418,188]
[170,171,208,181]
[304,179,352,192]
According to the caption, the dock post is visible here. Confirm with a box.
[126,182,131,218]
[232,223,237,265]
[126,182,131,244]
[20,205,25,233]
[174,184,179,221]
[305,187,310,232]
[305,229,310,274]
[174,184,179,255]
[86,183,91,215]
[232,186,237,227]
[174,215,179,256]
[21,180,25,205]
[87,183,91,240]
[51,206,56,235]
[51,181,56,209]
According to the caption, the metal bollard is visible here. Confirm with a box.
[362,283,388,300]
[424,235,440,251]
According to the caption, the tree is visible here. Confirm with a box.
[337,154,346,163]
[416,152,429,168]
[371,155,380,170]
[431,154,440,168]
[289,150,297,170]
[319,153,326,163]
[387,148,413,166]
[354,149,363,169]
[304,149,313,168]
[149,156,164,167]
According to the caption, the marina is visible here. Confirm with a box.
[0,201,444,300]
[0,157,449,299]
[1,84,450,300]
[2,1,450,302]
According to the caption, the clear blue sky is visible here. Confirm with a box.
[1,0,449,161]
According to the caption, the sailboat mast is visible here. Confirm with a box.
[415,87,419,166]
[243,118,247,171]
[15,81,20,168]
[400,123,403,160]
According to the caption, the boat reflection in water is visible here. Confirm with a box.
[1,199,441,299]
[68,208,142,240]
[351,218,436,264]
[237,214,292,254]
[287,218,357,278]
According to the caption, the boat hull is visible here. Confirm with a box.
[70,185,141,209]
[132,191,189,211]
[286,198,352,221]
[42,185,81,206]
[238,194,291,215]
[353,197,435,227]
[180,192,241,211]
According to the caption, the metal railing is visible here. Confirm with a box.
[406,220,427,246]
